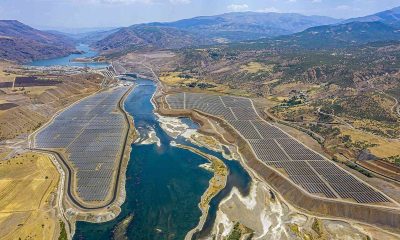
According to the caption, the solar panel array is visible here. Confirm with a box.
[35,87,128,202]
[166,93,389,204]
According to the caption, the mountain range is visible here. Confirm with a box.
[1,6,400,62]
[147,12,340,40]
[92,25,213,53]
[274,21,400,49]
[0,20,76,63]
[90,12,340,53]
[91,7,400,53]
[343,6,400,28]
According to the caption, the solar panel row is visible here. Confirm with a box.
[166,93,389,203]
[35,87,128,202]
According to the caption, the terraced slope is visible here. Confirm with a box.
[166,93,391,204]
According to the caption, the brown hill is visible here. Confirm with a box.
[0,20,76,63]
[93,25,214,54]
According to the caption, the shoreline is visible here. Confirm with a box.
[153,88,400,236]
[174,144,228,240]
[151,78,236,239]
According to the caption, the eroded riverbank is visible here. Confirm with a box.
[154,85,400,240]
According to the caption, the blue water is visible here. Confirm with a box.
[29,44,109,68]
[74,79,251,239]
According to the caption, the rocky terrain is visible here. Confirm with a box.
[211,181,399,240]
[0,20,76,63]
[93,25,213,54]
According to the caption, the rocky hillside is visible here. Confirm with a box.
[93,25,213,53]
[0,20,76,63]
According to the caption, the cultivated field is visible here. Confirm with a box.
[0,73,102,141]
[0,152,60,240]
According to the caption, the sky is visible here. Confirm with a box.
[0,0,399,30]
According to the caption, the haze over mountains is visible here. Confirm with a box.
[0,6,400,62]
[343,6,400,28]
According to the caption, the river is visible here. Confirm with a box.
[73,79,252,239]
[29,44,109,68]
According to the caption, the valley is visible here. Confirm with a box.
[1,3,400,240]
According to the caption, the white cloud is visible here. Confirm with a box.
[311,0,322,2]
[169,0,191,4]
[336,4,351,10]
[257,7,280,13]
[227,4,249,12]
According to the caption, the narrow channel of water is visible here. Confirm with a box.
[74,79,251,239]
[182,141,252,239]
[29,44,109,68]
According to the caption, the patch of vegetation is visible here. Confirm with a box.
[310,124,340,138]
[289,224,301,237]
[58,221,68,240]
[383,155,400,166]
[280,95,306,107]
[311,219,323,237]
[186,82,216,89]
[227,223,242,240]
[340,134,378,150]
[227,222,253,240]
[178,73,193,79]
[336,94,397,123]
[345,161,374,178]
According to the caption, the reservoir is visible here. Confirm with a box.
[29,44,109,68]
[74,79,251,239]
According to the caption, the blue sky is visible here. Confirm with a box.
[1,0,399,30]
